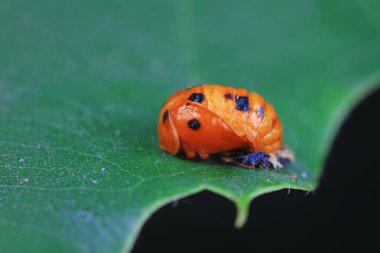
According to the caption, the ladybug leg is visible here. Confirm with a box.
[237,151,273,169]
[221,156,255,169]
[198,152,210,160]
[182,144,197,159]
[221,147,294,169]
[219,150,265,169]
[220,150,274,169]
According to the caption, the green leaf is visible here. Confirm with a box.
[1,0,380,252]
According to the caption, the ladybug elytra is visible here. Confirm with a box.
[158,85,294,169]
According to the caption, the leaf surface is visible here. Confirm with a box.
[1,0,380,252]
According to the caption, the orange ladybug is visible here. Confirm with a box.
[158,84,294,169]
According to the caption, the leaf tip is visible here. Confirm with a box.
[234,199,250,229]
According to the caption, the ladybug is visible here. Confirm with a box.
[158,84,294,169]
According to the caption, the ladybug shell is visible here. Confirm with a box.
[158,85,283,160]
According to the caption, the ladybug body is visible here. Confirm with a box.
[158,85,293,169]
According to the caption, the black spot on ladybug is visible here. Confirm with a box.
[186,102,191,106]
[162,110,169,123]
[224,93,233,99]
[188,93,205,103]
[187,119,201,131]
[235,96,249,112]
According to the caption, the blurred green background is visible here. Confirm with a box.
[1,0,380,252]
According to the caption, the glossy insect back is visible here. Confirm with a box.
[157,84,294,169]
